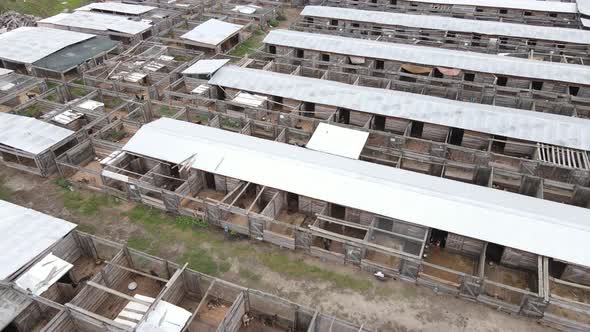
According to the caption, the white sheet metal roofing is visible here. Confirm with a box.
[39,11,152,35]
[209,66,590,150]
[137,300,191,332]
[15,253,73,295]
[123,119,590,267]
[0,113,75,155]
[181,19,243,46]
[407,0,577,12]
[301,6,590,44]
[0,27,94,64]
[307,123,369,159]
[76,2,157,15]
[182,59,229,75]
[0,68,13,77]
[0,200,76,280]
[264,30,590,86]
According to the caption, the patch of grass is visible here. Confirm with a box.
[70,86,88,98]
[239,268,261,283]
[0,176,13,201]
[76,223,97,234]
[62,190,120,216]
[127,205,208,232]
[276,13,287,21]
[127,204,169,224]
[21,105,43,118]
[72,78,84,85]
[268,19,279,28]
[175,215,208,230]
[174,54,191,62]
[260,252,372,291]
[53,177,72,190]
[106,129,127,142]
[127,234,155,252]
[180,248,229,276]
[46,81,59,90]
[0,0,93,17]
[229,29,265,57]
[155,105,176,118]
[45,93,58,102]
[104,97,123,109]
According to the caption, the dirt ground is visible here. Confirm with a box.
[0,164,556,332]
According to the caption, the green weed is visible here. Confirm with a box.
[260,252,372,291]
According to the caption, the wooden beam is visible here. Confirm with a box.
[135,263,189,329]
[181,280,216,332]
[86,281,153,306]
[543,257,550,302]
[306,310,319,332]
[105,261,168,282]
[65,303,133,331]
[550,277,590,292]
[246,186,266,213]
[228,182,251,209]
[316,214,369,231]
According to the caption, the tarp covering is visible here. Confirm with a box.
[401,64,432,74]
[437,67,462,76]
[33,37,118,73]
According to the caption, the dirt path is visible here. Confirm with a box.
[0,165,555,332]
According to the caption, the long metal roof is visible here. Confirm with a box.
[39,11,152,35]
[32,37,119,73]
[76,2,157,15]
[181,19,243,46]
[0,200,76,281]
[123,119,590,267]
[0,27,94,64]
[0,113,75,155]
[405,0,577,13]
[264,29,590,86]
[301,6,590,44]
[209,66,590,151]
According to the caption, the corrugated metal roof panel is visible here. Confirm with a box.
[209,66,590,151]
[182,59,229,75]
[0,113,75,155]
[39,11,152,35]
[0,200,76,280]
[76,2,156,15]
[181,19,243,46]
